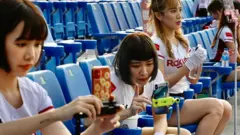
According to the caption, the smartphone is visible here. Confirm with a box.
[152,82,170,115]
[152,82,169,99]
[92,66,112,102]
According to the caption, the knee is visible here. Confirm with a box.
[208,99,224,119]
[180,128,191,135]
[221,100,232,119]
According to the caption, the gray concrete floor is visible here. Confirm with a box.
[222,91,240,135]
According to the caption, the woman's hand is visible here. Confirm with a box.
[128,84,152,116]
[81,105,124,135]
[185,45,207,71]
[54,95,103,121]
[186,65,202,84]
[93,114,120,134]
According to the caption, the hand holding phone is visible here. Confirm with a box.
[92,66,113,102]
[74,66,120,119]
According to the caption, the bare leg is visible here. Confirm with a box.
[213,100,232,135]
[142,127,191,135]
[225,68,240,82]
[168,98,226,135]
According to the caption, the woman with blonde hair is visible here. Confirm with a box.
[149,0,232,135]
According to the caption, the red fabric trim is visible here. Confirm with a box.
[158,55,164,59]
[39,106,54,114]
[155,44,160,50]
[111,82,116,93]
[225,32,233,37]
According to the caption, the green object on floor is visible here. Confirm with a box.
[197,94,209,98]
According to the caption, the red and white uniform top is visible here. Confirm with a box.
[211,26,234,61]
[152,35,190,94]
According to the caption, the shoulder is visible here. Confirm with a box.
[111,72,127,92]
[18,77,47,96]
[151,35,167,58]
[151,35,165,47]
[222,26,232,33]
[111,72,121,86]
[219,26,234,42]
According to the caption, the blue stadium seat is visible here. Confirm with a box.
[37,1,53,28]
[87,3,128,54]
[110,2,132,31]
[185,0,194,15]
[56,64,91,103]
[37,4,83,65]
[64,1,78,39]
[99,3,123,33]
[79,58,102,92]
[57,40,82,64]
[75,2,87,38]
[51,1,66,41]
[183,19,194,33]
[30,50,46,72]
[185,34,196,48]
[128,2,143,27]
[205,29,215,44]
[35,4,66,72]
[119,2,139,29]
[182,0,193,18]
[198,31,214,58]
[97,54,115,66]
[43,45,65,73]
[211,28,218,35]
[112,128,142,135]
[27,70,74,134]
[191,32,211,60]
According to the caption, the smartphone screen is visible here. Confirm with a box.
[152,82,169,99]
[92,66,111,102]
[152,82,170,114]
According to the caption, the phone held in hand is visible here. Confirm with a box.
[152,82,170,115]
[92,66,112,102]
[91,66,120,117]
[152,82,169,99]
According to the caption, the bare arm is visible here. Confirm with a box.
[82,112,122,135]
[185,66,202,84]
[0,95,103,135]
[0,110,65,135]
[40,110,71,135]
[152,107,167,134]
[225,42,240,63]
[158,60,189,88]
[118,109,133,121]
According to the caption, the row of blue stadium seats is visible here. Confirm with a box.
[32,0,212,43]
[33,1,142,55]
[86,1,213,54]
[181,0,194,18]
[180,0,213,34]
[32,1,142,41]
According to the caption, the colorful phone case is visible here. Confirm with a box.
[92,66,111,101]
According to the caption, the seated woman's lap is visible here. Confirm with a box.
[167,98,224,126]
